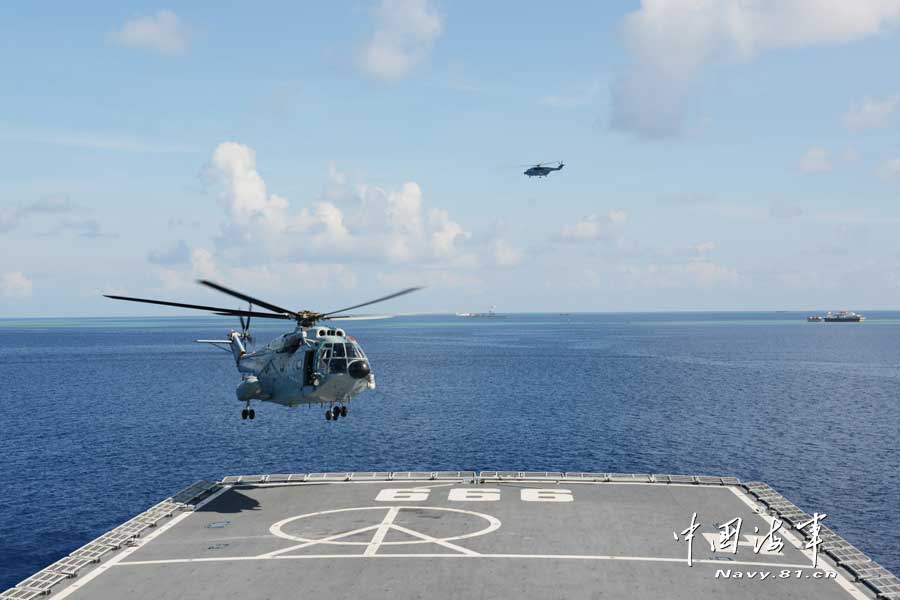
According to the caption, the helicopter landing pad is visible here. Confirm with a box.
[5,473,897,600]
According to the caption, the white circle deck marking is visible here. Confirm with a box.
[271,506,500,545]
[266,506,500,557]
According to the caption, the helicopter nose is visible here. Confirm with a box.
[348,360,370,380]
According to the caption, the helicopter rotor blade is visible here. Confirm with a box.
[321,314,395,321]
[104,294,277,316]
[320,287,424,318]
[198,280,296,317]
[212,310,293,319]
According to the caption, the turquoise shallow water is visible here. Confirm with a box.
[1,311,899,587]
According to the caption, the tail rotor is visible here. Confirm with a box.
[238,303,253,344]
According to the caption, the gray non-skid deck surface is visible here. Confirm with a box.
[55,482,867,600]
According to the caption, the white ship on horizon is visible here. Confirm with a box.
[456,304,504,318]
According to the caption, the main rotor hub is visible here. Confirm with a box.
[297,310,322,328]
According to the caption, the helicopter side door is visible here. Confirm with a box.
[303,350,315,385]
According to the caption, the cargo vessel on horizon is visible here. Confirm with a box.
[824,311,865,322]
[806,311,865,322]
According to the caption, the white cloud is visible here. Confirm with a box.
[190,248,220,280]
[491,239,523,268]
[148,240,191,266]
[151,261,356,297]
[1,196,81,233]
[693,241,716,254]
[1,272,33,299]
[877,156,900,180]
[56,219,109,238]
[358,0,443,81]
[608,209,628,224]
[844,95,900,132]
[800,147,832,173]
[842,147,860,162]
[557,210,629,242]
[612,1,900,137]
[429,208,469,260]
[0,209,16,233]
[204,141,517,273]
[207,141,323,255]
[109,10,189,55]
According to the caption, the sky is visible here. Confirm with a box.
[3,0,900,317]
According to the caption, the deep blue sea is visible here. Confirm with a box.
[1,312,899,588]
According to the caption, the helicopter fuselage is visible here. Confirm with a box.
[229,326,375,409]
[104,279,422,420]
[524,164,564,177]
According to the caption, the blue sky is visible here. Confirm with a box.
[2,1,900,316]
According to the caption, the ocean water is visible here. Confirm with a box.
[1,312,899,588]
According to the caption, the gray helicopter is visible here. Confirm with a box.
[524,160,564,178]
[104,280,422,421]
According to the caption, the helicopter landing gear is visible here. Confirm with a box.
[325,404,348,421]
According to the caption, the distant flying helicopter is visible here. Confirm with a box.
[104,280,423,422]
[524,161,564,178]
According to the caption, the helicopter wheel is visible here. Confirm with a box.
[241,409,248,420]
[341,406,348,417]
[325,409,333,421]
[248,409,255,420]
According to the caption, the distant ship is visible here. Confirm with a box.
[806,315,823,322]
[823,311,865,322]
[456,305,504,318]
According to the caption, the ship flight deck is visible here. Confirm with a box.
[3,471,898,600]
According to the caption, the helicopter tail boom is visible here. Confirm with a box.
[196,332,246,365]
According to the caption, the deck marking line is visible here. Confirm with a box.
[270,506,500,545]
[117,553,816,568]
[260,525,381,558]
[364,507,400,556]
[387,524,479,556]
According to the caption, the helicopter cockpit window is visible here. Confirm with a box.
[327,343,347,373]
[316,343,363,374]
[318,345,331,370]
